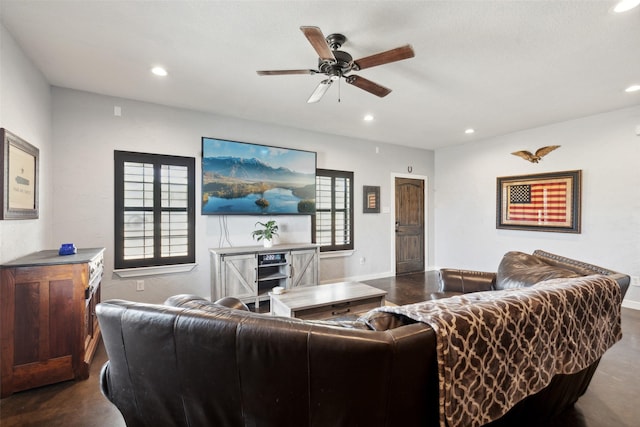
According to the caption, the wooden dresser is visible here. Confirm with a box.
[0,248,104,397]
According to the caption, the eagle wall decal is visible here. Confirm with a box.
[511,145,561,163]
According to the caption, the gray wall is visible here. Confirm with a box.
[51,87,435,303]
[434,105,640,308]
[0,24,52,263]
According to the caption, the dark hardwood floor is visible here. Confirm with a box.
[1,271,638,426]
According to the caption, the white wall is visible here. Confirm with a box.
[51,87,435,303]
[0,24,52,263]
[434,105,640,307]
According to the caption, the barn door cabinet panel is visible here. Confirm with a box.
[210,244,319,308]
[0,248,105,398]
[220,253,257,302]
[290,248,319,289]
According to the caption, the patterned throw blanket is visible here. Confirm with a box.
[374,275,622,427]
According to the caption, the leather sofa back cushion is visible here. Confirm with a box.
[496,251,580,290]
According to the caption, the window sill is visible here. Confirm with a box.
[113,263,197,278]
[319,250,355,259]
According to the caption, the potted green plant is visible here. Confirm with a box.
[251,220,279,247]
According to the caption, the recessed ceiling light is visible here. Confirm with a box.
[613,0,640,13]
[624,84,640,93]
[151,66,168,77]
[363,114,374,122]
[465,128,475,134]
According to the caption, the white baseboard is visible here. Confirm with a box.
[622,299,640,311]
[320,271,392,284]
[320,269,439,285]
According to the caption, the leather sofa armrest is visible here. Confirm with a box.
[429,291,464,300]
[165,294,211,307]
[164,294,250,311]
[439,269,496,293]
[99,362,111,400]
[213,297,250,311]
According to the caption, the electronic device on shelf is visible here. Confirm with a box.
[258,252,286,266]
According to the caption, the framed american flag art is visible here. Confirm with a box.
[496,170,581,233]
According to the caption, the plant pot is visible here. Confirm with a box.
[263,239,273,248]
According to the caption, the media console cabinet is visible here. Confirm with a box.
[0,248,104,397]
[210,244,319,309]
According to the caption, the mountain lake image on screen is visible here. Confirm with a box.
[201,137,316,215]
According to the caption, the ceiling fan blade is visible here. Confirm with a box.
[353,45,415,71]
[300,26,336,62]
[257,69,317,76]
[345,75,391,97]
[307,79,333,103]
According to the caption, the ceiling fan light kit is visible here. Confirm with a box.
[307,79,333,103]
[257,26,415,103]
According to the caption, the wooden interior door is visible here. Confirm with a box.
[395,177,425,274]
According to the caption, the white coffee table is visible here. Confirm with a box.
[269,281,387,320]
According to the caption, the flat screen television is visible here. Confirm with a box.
[201,137,316,215]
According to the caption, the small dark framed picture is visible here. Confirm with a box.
[363,185,380,213]
[1,128,39,220]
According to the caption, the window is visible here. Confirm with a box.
[313,169,354,252]
[114,151,195,269]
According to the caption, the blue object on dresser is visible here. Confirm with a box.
[59,243,77,256]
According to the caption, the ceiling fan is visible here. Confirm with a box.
[257,26,415,103]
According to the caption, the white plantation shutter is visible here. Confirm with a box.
[315,175,333,246]
[123,162,154,260]
[313,169,353,251]
[161,165,190,257]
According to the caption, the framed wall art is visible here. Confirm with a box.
[496,170,581,233]
[363,185,380,213]
[1,128,39,220]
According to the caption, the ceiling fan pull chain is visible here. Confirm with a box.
[338,77,341,103]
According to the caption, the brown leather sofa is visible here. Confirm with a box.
[97,250,629,427]
[98,296,438,427]
[432,249,630,299]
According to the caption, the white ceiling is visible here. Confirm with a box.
[1,0,639,150]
